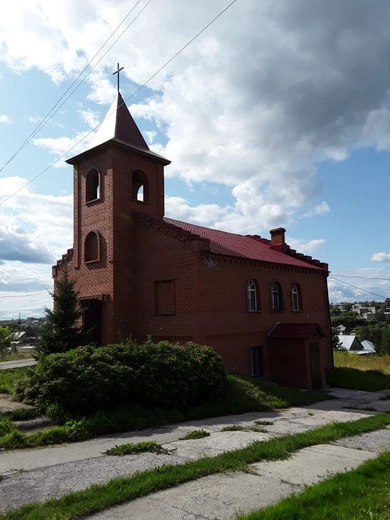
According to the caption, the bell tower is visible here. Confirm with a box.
[65,73,170,344]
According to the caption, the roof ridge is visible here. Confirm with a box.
[247,234,328,271]
[134,213,211,251]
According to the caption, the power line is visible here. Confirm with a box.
[0,0,238,206]
[329,276,388,300]
[332,274,390,281]
[0,291,49,299]
[0,0,149,174]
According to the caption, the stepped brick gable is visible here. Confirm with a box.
[54,92,333,390]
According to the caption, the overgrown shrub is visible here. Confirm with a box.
[15,340,226,417]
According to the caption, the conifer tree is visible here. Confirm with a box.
[37,263,85,356]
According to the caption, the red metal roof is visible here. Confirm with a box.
[268,323,326,339]
[163,218,325,270]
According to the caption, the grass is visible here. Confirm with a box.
[0,353,35,362]
[327,367,390,391]
[0,373,331,451]
[334,351,390,374]
[328,352,390,391]
[1,408,39,421]
[105,440,163,456]
[180,429,210,440]
[254,420,274,426]
[0,367,27,394]
[221,424,246,431]
[221,424,267,433]
[2,413,390,520]
[235,451,390,520]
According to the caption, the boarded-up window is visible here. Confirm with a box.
[155,280,175,315]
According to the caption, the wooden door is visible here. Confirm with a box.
[309,342,322,389]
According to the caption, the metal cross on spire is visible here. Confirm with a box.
[113,63,124,93]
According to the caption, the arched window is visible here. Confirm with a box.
[271,281,283,311]
[247,279,258,312]
[131,170,149,203]
[84,231,100,263]
[292,283,301,312]
[86,169,100,202]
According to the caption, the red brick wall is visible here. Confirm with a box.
[54,139,332,384]
[58,142,166,344]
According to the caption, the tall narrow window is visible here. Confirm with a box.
[292,283,301,311]
[86,169,100,202]
[250,346,263,377]
[271,281,283,311]
[131,170,149,203]
[247,279,258,312]
[84,231,100,263]
[155,280,175,314]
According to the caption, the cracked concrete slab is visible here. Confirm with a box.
[0,388,388,516]
[334,427,390,453]
[89,444,377,520]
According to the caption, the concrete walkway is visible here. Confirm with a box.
[91,440,387,520]
[0,358,35,370]
[1,388,390,516]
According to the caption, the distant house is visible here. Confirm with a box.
[12,331,26,341]
[361,340,376,353]
[338,335,374,355]
[351,304,375,319]
[336,324,346,335]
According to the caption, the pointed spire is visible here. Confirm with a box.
[67,92,170,165]
[91,92,150,151]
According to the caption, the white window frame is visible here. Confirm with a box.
[247,279,258,312]
[292,283,300,311]
[271,282,282,311]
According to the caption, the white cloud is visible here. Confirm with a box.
[33,130,96,165]
[0,176,72,258]
[328,267,390,303]
[5,1,390,232]
[0,114,12,124]
[287,238,326,255]
[4,1,390,313]
[371,252,390,263]
[303,202,331,218]
[28,115,41,123]
[78,108,101,129]
[0,177,73,318]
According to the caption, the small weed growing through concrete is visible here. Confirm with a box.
[105,440,164,456]
[254,420,274,426]
[221,424,267,433]
[180,429,210,440]
[221,425,245,432]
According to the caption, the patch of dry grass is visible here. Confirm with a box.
[334,351,390,374]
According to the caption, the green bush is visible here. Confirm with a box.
[15,340,226,417]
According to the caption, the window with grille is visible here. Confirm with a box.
[271,281,283,311]
[247,279,258,312]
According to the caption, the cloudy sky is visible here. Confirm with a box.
[1,0,390,319]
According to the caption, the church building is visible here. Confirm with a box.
[53,88,333,390]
